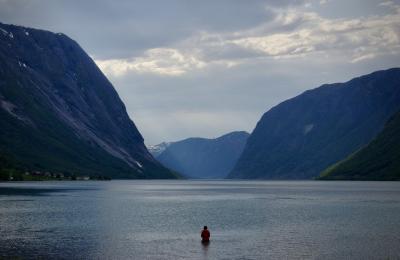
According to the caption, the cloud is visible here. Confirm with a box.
[95,47,244,77]
[96,48,206,76]
[379,1,395,7]
[231,30,318,57]
[351,53,376,63]
[97,3,400,78]
[231,6,400,61]
[0,0,285,59]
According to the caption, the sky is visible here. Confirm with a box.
[1,0,399,145]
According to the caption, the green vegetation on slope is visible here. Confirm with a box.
[0,22,177,179]
[319,110,400,180]
[229,68,400,179]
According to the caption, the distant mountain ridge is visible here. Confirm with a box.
[229,68,400,179]
[155,131,249,179]
[0,22,177,179]
[319,110,400,180]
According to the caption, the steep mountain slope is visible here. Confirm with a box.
[319,110,400,180]
[229,68,400,179]
[0,22,177,179]
[156,131,249,178]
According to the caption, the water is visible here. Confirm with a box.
[0,180,399,259]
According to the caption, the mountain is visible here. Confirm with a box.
[229,68,400,179]
[156,131,249,178]
[319,110,400,180]
[147,142,171,157]
[0,22,177,179]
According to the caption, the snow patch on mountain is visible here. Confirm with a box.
[147,142,172,157]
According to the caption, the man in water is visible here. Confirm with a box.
[201,226,210,242]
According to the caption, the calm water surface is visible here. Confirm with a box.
[0,180,399,259]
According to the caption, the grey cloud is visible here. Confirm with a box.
[315,0,399,19]
[0,0,304,59]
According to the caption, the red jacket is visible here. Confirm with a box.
[201,229,210,241]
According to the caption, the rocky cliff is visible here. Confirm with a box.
[0,22,177,179]
[229,68,400,179]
